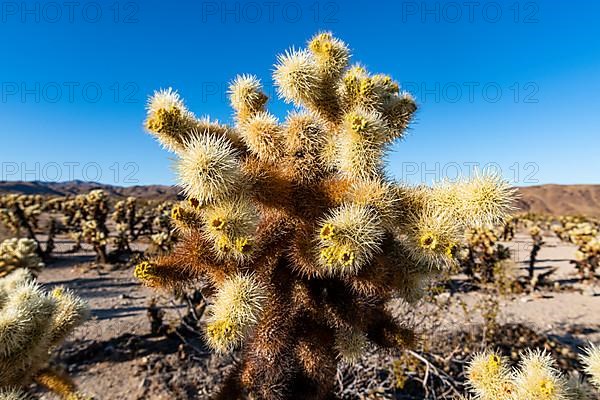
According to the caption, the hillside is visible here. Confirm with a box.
[515,184,600,217]
[0,180,180,201]
[1,181,599,216]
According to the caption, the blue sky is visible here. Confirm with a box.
[1,0,598,187]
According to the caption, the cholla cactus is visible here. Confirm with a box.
[552,218,571,242]
[138,32,514,398]
[528,225,544,283]
[0,238,44,278]
[144,201,178,256]
[67,231,83,254]
[565,222,598,247]
[501,216,518,241]
[466,351,514,399]
[0,388,30,400]
[0,195,42,235]
[112,222,131,254]
[147,231,173,255]
[573,236,599,280]
[111,198,128,224]
[80,219,108,262]
[553,220,599,280]
[60,195,85,229]
[42,197,65,213]
[0,270,89,399]
[0,209,21,235]
[112,196,141,239]
[468,347,600,400]
[0,196,44,261]
[78,190,110,263]
[152,200,174,232]
[459,226,511,284]
[581,344,600,391]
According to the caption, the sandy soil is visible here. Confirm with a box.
[458,233,600,341]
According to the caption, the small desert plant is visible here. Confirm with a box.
[136,32,514,399]
[0,269,90,399]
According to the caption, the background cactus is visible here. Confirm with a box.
[466,345,600,400]
[0,388,30,400]
[0,269,89,399]
[501,216,518,241]
[137,32,514,399]
[0,195,43,236]
[528,225,545,285]
[0,238,44,278]
[459,226,511,285]
[78,190,110,263]
[551,219,599,280]
[0,195,44,260]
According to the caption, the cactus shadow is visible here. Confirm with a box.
[554,277,583,285]
[58,331,210,372]
[46,254,97,268]
[92,306,147,320]
[43,276,138,289]
[547,324,600,350]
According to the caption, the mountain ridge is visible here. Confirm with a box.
[0,180,180,201]
[1,181,599,216]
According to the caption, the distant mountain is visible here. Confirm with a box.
[515,184,600,217]
[1,181,599,216]
[0,181,180,201]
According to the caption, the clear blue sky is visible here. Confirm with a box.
[1,0,598,187]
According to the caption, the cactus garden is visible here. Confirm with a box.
[2,19,600,400]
